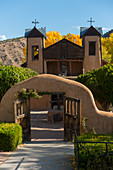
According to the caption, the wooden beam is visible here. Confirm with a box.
[58,61,60,74]
[69,61,72,75]
[45,59,83,62]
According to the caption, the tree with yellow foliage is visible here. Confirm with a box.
[62,33,82,46]
[45,31,82,47]
[22,31,82,63]
[101,33,113,63]
[45,31,62,48]
[22,46,27,63]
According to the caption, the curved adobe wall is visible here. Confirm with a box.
[0,74,113,134]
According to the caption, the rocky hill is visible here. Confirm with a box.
[103,29,113,38]
[0,37,26,67]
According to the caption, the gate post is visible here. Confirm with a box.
[27,97,31,141]
[76,100,81,136]
[13,98,31,141]
[63,96,67,141]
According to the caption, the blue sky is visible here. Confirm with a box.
[0,0,113,40]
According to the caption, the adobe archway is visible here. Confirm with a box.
[0,74,113,134]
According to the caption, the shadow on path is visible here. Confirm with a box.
[0,111,75,169]
[31,111,64,141]
[0,141,75,170]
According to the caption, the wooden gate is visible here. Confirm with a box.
[13,98,31,141]
[63,96,81,141]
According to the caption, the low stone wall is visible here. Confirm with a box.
[0,74,113,134]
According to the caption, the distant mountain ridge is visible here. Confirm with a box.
[0,37,26,67]
[103,29,113,38]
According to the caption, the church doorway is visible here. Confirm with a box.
[46,60,83,76]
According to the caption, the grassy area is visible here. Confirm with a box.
[74,134,113,170]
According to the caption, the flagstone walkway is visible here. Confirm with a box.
[0,141,75,170]
[0,111,75,169]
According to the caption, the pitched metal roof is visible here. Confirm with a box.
[25,27,46,38]
[80,26,103,37]
[25,29,31,37]
[39,27,46,37]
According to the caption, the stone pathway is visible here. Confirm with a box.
[0,111,75,169]
[31,111,64,141]
[0,152,13,166]
[0,141,75,170]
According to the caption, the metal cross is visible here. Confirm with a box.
[87,17,95,26]
[32,19,39,27]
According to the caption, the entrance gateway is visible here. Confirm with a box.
[1,74,113,134]
[13,95,81,141]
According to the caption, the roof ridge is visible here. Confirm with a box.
[80,26,103,37]
[44,38,82,50]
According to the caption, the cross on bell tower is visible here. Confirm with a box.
[87,17,95,27]
[32,19,39,28]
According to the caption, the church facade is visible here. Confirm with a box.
[22,25,106,76]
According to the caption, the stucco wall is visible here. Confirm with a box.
[0,74,113,134]
[30,95,51,111]
[27,37,43,73]
[83,36,101,72]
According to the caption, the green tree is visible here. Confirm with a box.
[0,65,38,101]
[76,64,113,111]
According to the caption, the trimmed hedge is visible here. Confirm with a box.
[0,123,22,151]
[74,134,113,169]
[0,65,38,101]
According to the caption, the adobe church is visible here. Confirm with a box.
[22,20,107,76]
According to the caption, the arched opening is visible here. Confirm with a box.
[13,89,81,142]
[30,92,65,142]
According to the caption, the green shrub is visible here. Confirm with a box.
[74,134,113,169]
[0,65,38,101]
[75,64,113,110]
[0,123,22,151]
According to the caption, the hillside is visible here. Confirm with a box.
[103,29,113,38]
[0,37,26,67]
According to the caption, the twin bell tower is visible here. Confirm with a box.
[24,18,103,74]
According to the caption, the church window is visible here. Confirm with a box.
[32,46,39,60]
[89,41,96,56]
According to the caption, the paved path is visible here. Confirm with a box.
[0,141,75,170]
[0,111,75,169]
[31,111,64,141]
